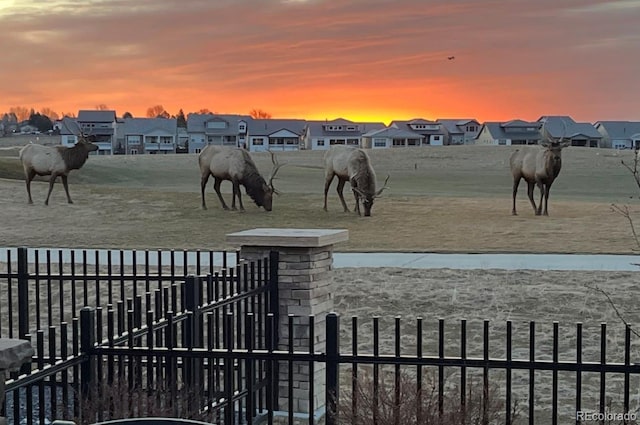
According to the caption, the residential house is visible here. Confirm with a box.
[59,117,91,150]
[594,121,640,149]
[362,127,425,149]
[301,118,386,150]
[246,119,306,152]
[388,119,445,145]
[437,119,481,145]
[186,113,250,154]
[537,116,601,147]
[116,118,178,155]
[176,127,189,153]
[475,120,541,146]
[76,110,118,154]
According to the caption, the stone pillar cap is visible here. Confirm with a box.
[0,339,34,371]
[227,228,349,248]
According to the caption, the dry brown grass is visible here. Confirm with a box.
[0,145,638,253]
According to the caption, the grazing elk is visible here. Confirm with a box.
[19,135,98,205]
[323,146,389,217]
[198,146,282,211]
[510,121,571,216]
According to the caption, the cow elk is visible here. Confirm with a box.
[198,146,282,211]
[19,132,98,205]
[510,120,571,216]
[323,146,389,217]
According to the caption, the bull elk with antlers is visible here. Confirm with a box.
[198,146,282,211]
[510,120,571,216]
[323,146,389,217]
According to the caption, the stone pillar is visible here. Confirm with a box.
[226,228,349,419]
[0,339,35,425]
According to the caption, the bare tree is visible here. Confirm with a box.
[40,107,59,122]
[249,108,272,119]
[95,104,110,111]
[146,104,168,118]
[10,106,30,122]
[197,108,211,114]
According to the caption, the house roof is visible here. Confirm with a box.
[247,119,307,136]
[436,118,479,134]
[118,118,177,135]
[186,113,251,134]
[305,119,386,138]
[595,121,640,140]
[479,122,541,141]
[538,116,601,139]
[389,119,444,135]
[58,117,82,135]
[363,127,424,139]
[77,110,117,123]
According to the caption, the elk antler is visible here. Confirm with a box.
[267,150,284,194]
[374,175,390,197]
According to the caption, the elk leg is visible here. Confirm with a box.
[213,178,229,210]
[25,168,36,204]
[61,175,73,204]
[234,181,245,211]
[536,182,544,216]
[200,173,210,210]
[511,178,520,215]
[336,179,349,213]
[323,174,335,212]
[543,183,552,216]
[44,173,58,206]
[526,181,537,214]
[350,178,361,216]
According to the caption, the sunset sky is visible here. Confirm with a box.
[0,0,638,124]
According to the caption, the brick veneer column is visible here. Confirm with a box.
[226,228,348,419]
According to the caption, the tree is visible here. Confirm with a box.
[176,109,187,128]
[10,106,30,122]
[95,104,110,111]
[28,112,53,133]
[146,105,167,118]
[60,111,76,118]
[122,111,133,119]
[39,107,59,122]
[249,109,272,119]
[197,109,211,115]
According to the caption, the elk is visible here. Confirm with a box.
[510,120,571,216]
[198,146,282,211]
[323,146,389,217]
[19,134,98,205]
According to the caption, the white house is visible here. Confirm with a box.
[301,118,386,150]
[594,121,640,149]
[362,127,425,148]
[475,120,541,146]
[246,119,306,152]
[116,118,178,155]
[388,119,445,145]
[186,113,250,154]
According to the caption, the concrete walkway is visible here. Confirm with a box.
[1,248,640,271]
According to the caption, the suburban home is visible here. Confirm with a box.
[301,118,386,150]
[594,121,640,149]
[361,127,425,148]
[388,119,445,145]
[246,119,306,152]
[475,120,541,146]
[437,119,481,145]
[76,110,118,154]
[115,117,178,155]
[187,113,250,154]
[537,116,602,147]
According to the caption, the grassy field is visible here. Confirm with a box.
[0,139,638,253]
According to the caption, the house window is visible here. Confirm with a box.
[330,139,345,145]
[127,135,141,145]
[286,139,299,145]
[346,126,357,131]
[392,139,405,146]
[346,139,359,146]
[253,138,264,145]
[374,139,386,147]
[206,121,226,129]
[317,140,325,146]
[160,136,172,144]
[146,136,158,144]
[238,123,246,132]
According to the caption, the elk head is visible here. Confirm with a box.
[353,175,390,217]
[77,126,99,152]
[539,119,570,167]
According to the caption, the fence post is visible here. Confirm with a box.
[17,247,29,341]
[326,313,340,425]
[80,307,96,398]
[227,228,349,418]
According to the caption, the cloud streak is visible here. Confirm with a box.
[0,0,638,122]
